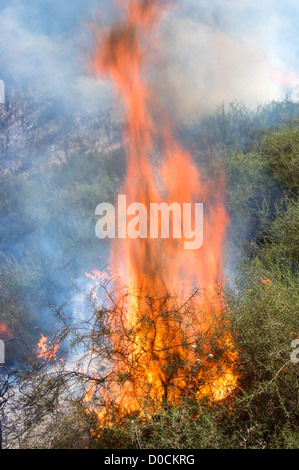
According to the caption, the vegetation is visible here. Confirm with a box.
[1,99,299,448]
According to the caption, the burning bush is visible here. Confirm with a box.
[81,286,238,430]
[1,0,298,451]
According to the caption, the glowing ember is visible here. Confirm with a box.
[87,0,238,423]
[0,323,13,338]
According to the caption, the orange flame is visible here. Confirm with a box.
[88,0,238,423]
[37,333,60,362]
[261,277,272,292]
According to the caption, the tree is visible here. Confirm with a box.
[0,365,16,449]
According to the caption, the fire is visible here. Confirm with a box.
[85,269,112,300]
[85,270,109,282]
[37,333,60,362]
[261,277,272,292]
[267,63,299,89]
[258,53,299,90]
[87,0,238,424]
[0,323,13,338]
[261,277,272,286]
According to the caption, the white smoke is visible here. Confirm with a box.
[154,0,299,121]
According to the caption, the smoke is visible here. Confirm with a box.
[0,0,298,116]
[0,0,115,110]
[0,0,298,354]
[154,0,299,121]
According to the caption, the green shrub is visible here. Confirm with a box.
[261,126,299,192]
